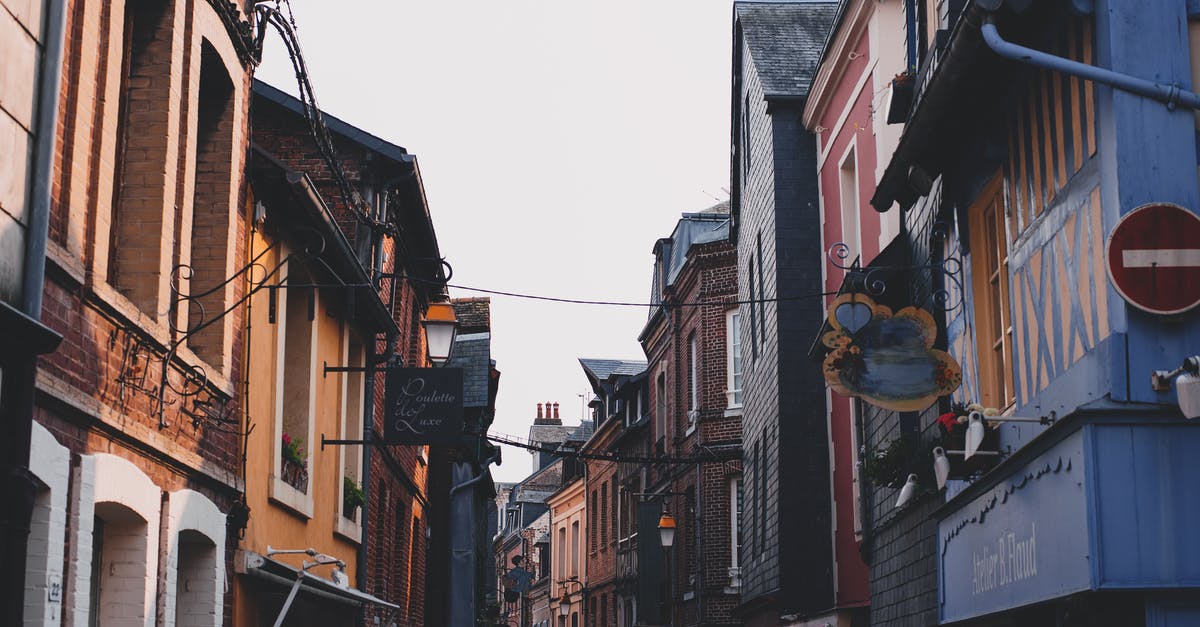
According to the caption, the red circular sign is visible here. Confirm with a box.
[1105,202,1200,314]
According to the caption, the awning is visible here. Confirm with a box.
[236,550,399,610]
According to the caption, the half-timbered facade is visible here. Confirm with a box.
[856,0,1200,625]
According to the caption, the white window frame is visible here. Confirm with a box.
[725,310,743,409]
[336,329,366,541]
[838,139,862,261]
[270,253,316,518]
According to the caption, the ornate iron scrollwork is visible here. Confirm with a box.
[826,223,964,313]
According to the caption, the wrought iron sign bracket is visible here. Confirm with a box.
[320,432,376,451]
[826,221,965,312]
[321,361,379,378]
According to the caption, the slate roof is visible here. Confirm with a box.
[252,79,412,164]
[447,331,490,408]
[452,297,491,335]
[565,420,594,443]
[528,424,573,444]
[736,1,839,98]
[579,359,648,383]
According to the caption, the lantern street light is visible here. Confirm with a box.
[658,512,677,548]
[557,576,583,618]
[421,300,458,366]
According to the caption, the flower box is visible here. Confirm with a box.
[281,459,308,492]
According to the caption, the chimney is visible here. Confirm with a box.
[534,400,562,425]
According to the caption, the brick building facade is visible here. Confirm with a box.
[639,206,743,627]
[10,1,260,625]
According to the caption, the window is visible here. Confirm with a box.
[756,231,767,345]
[109,0,174,313]
[742,92,752,175]
[969,173,1015,408]
[687,333,698,417]
[275,258,317,508]
[571,521,580,577]
[339,333,366,530]
[747,259,758,360]
[557,526,566,581]
[726,310,743,407]
[394,503,408,601]
[590,492,598,553]
[600,482,608,548]
[839,144,862,260]
[186,42,237,368]
[655,372,667,449]
[610,482,617,544]
[756,439,764,556]
[731,477,743,567]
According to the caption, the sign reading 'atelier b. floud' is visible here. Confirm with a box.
[383,367,464,445]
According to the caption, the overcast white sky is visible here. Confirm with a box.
[256,1,734,482]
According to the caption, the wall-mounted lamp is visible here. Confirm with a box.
[1153,356,1200,419]
[658,513,677,548]
[422,300,458,366]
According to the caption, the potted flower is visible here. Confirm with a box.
[343,476,365,518]
[280,433,308,492]
[936,403,1001,477]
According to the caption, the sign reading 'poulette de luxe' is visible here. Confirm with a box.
[383,367,464,445]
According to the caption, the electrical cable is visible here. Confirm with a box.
[405,275,840,308]
[479,431,738,466]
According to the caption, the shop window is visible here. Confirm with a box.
[969,173,1015,409]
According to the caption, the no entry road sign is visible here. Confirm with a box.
[1105,202,1200,315]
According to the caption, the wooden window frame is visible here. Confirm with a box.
[969,172,1016,410]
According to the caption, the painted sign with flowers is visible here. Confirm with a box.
[822,293,961,412]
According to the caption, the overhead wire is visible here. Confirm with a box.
[404,276,840,308]
[480,431,737,466]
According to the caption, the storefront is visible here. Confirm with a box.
[937,416,1200,626]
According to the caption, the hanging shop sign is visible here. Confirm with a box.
[822,293,961,412]
[1105,202,1200,315]
[383,367,464,445]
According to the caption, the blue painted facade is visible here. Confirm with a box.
[861,0,1200,624]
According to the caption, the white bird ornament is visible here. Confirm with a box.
[933,446,950,490]
[964,411,986,460]
[895,473,918,509]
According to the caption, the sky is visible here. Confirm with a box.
[256,1,735,482]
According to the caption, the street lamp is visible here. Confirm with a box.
[421,300,458,365]
[557,577,583,619]
[657,513,677,548]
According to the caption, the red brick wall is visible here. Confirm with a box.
[642,235,742,625]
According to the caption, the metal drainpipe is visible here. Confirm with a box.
[981,17,1200,111]
[22,0,68,315]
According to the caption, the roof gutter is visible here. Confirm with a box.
[980,16,1200,111]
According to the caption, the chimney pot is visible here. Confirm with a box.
[537,403,543,419]
[553,403,560,419]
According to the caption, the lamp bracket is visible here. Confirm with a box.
[1152,356,1200,391]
